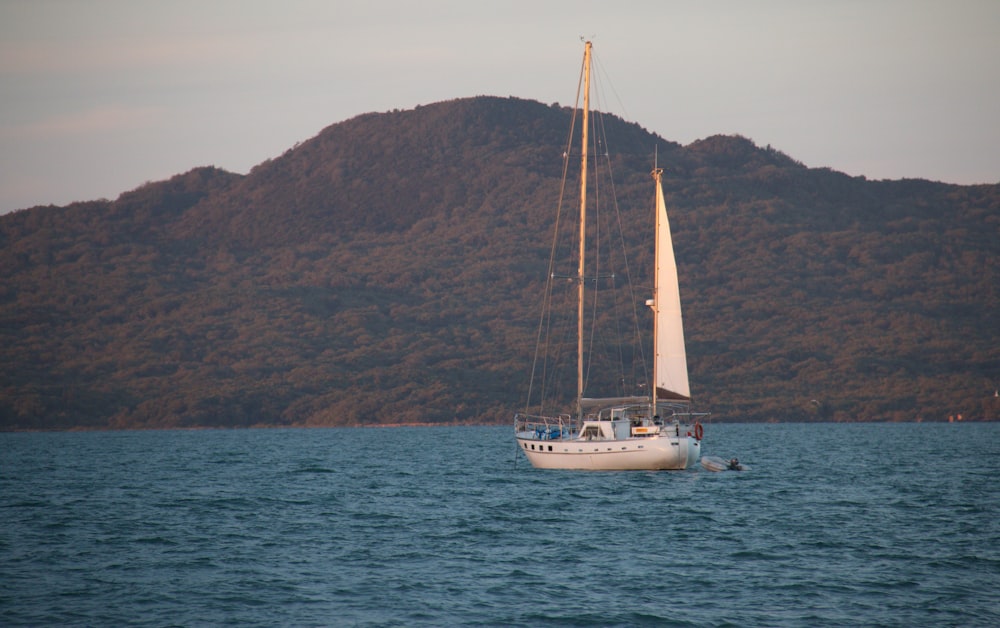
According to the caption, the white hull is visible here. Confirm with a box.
[517,434,700,470]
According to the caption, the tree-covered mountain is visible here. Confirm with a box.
[1,96,997,429]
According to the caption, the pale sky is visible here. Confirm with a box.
[1,0,998,214]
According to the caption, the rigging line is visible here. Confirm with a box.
[583,101,600,396]
[612,155,651,392]
[583,129,619,397]
[524,53,586,414]
[580,62,644,401]
[543,298,577,410]
[592,99,651,392]
[608,157,642,396]
[591,50,633,133]
[601,176,629,397]
[539,284,576,413]
[582,66,617,398]
[529,176,565,413]
[590,79,652,398]
[541,287,576,410]
[590,134,635,398]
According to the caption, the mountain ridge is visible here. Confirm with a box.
[2,96,998,429]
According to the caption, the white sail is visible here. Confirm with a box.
[651,168,690,401]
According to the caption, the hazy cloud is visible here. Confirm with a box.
[2,105,166,140]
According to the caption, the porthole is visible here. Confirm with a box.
[548,445,553,451]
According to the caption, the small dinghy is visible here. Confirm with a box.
[700,456,750,472]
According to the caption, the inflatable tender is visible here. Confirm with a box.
[700,455,750,472]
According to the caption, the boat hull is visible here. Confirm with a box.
[516,433,700,470]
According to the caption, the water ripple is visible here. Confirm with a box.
[1,423,998,626]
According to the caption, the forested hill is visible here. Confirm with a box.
[2,96,998,430]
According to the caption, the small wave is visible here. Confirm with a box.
[291,466,336,474]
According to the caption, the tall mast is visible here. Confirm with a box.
[651,166,663,412]
[576,40,592,419]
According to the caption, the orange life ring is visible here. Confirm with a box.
[694,422,703,440]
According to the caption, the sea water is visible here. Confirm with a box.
[1,423,997,626]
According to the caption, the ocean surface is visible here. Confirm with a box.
[2,422,998,626]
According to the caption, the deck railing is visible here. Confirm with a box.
[514,413,578,440]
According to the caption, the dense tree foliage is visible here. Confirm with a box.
[1,97,997,429]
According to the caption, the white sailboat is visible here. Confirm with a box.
[514,41,705,470]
